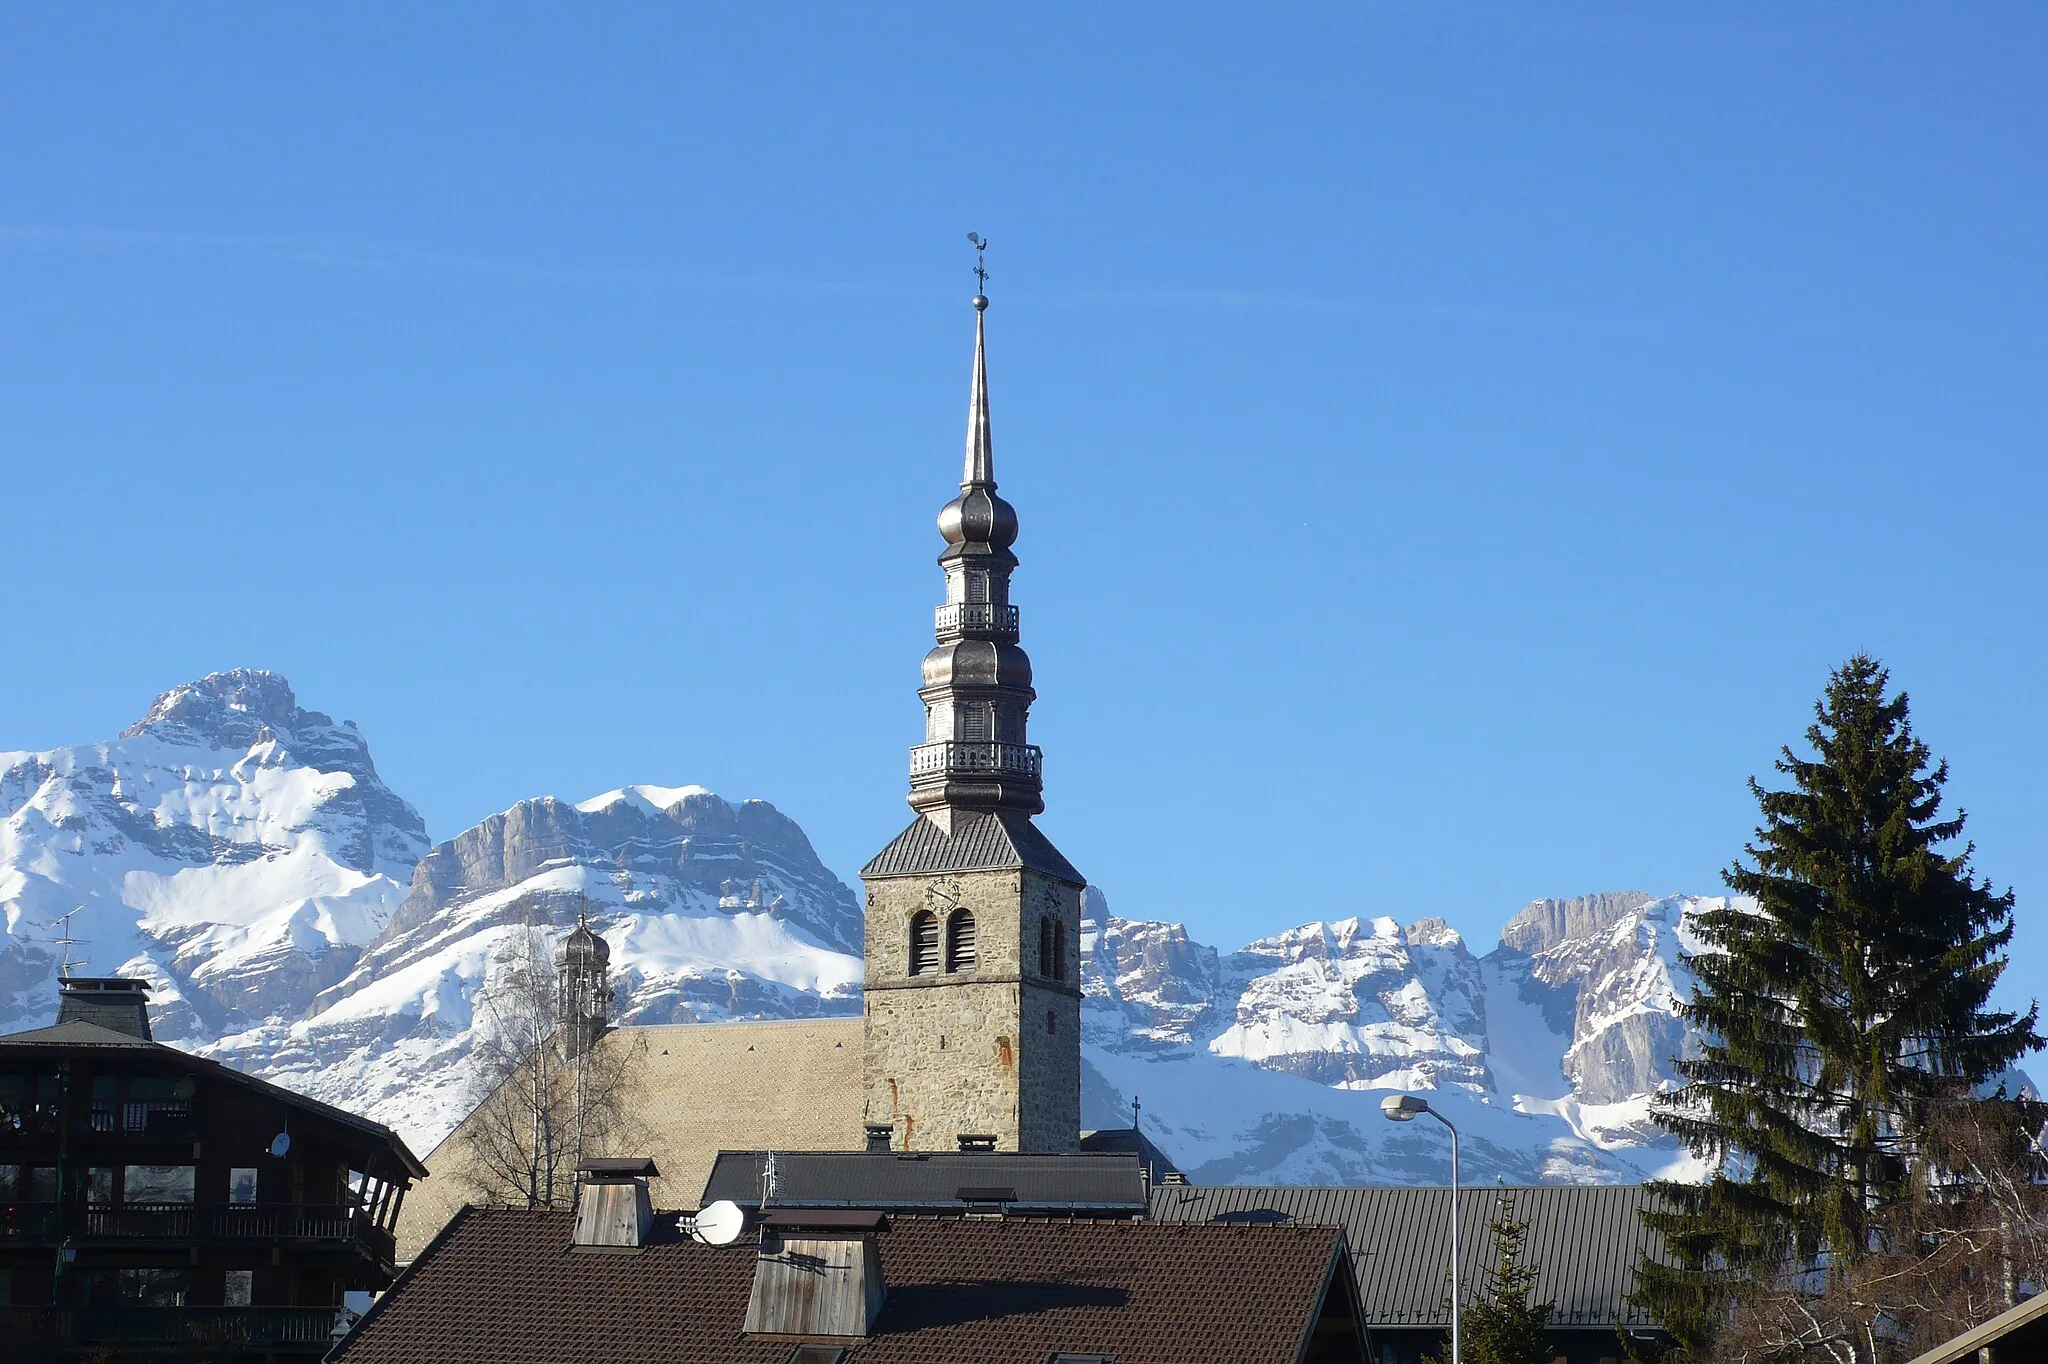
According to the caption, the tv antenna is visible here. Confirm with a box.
[760,1150,779,1209]
[967,233,989,296]
[49,907,90,980]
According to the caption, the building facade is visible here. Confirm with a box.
[0,978,423,1360]
[859,290,1087,1155]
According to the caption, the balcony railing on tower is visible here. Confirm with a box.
[933,602,1020,637]
[909,740,1043,778]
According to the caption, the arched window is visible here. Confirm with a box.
[1039,916,1056,978]
[909,911,939,976]
[1053,920,1067,983]
[946,908,977,973]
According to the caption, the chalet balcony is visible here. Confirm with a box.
[84,1098,197,1141]
[0,1202,394,1261]
[933,601,1019,637]
[908,740,1043,778]
[0,1305,342,1353]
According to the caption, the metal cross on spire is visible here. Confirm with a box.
[967,232,989,297]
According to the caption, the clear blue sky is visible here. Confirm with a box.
[3,6,2043,1013]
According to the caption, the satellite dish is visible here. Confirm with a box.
[691,1200,745,1246]
[269,1132,291,1158]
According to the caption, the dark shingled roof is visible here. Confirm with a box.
[701,1151,1148,1214]
[0,1020,427,1178]
[860,811,1084,885]
[329,1206,1351,1364]
[1149,1183,1670,1331]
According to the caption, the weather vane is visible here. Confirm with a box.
[967,232,989,296]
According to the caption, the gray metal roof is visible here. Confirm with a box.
[701,1150,1146,1214]
[1149,1183,1670,1330]
[860,810,1084,885]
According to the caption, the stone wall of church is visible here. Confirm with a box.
[861,866,1082,1152]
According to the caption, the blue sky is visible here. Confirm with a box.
[3,6,2043,1013]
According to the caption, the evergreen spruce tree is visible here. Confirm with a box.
[1459,1192,1556,1364]
[1635,656,2040,1355]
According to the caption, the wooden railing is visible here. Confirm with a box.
[0,1202,393,1259]
[0,1306,342,1350]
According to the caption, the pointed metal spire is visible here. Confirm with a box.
[963,235,994,489]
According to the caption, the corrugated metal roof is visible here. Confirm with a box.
[859,811,1084,884]
[703,1151,1147,1214]
[1148,1183,1669,1330]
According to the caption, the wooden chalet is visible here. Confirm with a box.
[0,977,426,1361]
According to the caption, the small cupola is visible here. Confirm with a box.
[570,1158,659,1249]
[57,977,153,1040]
[743,1210,888,1339]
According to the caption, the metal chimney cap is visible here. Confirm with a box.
[579,1157,660,1178]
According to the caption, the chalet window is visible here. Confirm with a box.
[946,908,977,973]
[0,1163,57,1202]
[224,1269,253,1307]
[119,1268,187,1307]
[124,1165,196,1204]
[87,1268,188,1307]
[909,912,940,976]
[88,1166,115,1205]
[230,1168,259,1204]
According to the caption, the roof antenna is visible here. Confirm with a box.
[50,907,89,980]
[761,1150,778,1209]
[967,233,990,299]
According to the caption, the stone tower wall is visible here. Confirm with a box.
[861,865,1082,1152]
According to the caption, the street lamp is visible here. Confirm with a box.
[1382,1094,1460,1364]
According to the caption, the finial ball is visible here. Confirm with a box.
[973,294,989,312]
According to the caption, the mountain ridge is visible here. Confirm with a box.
[4,672,1717,1180]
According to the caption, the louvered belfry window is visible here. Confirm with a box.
[909,911,940,976]
[946,908,978,973]
[1039,916,1057,978]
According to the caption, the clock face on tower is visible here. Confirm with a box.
[924,877,963,913]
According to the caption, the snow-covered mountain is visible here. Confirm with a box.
[0,670,428,1041]
[206,783,865,1144]
[3,672,1723,1179]
[1080,889,1718,1185]
[0,674,865,1149]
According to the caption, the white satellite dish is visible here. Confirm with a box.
[691,1199,746,1246]
[269,1132,292,1158]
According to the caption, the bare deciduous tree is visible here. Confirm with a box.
[459,909,647,1208]
[1704,1095,2048,1364]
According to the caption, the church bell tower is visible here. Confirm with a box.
[859,271,1085,1154]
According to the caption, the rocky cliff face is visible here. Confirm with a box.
[1078,888,1729,1185]
[210,782,865,1146]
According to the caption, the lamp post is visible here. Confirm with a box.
[1383,1094,1460,1364]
